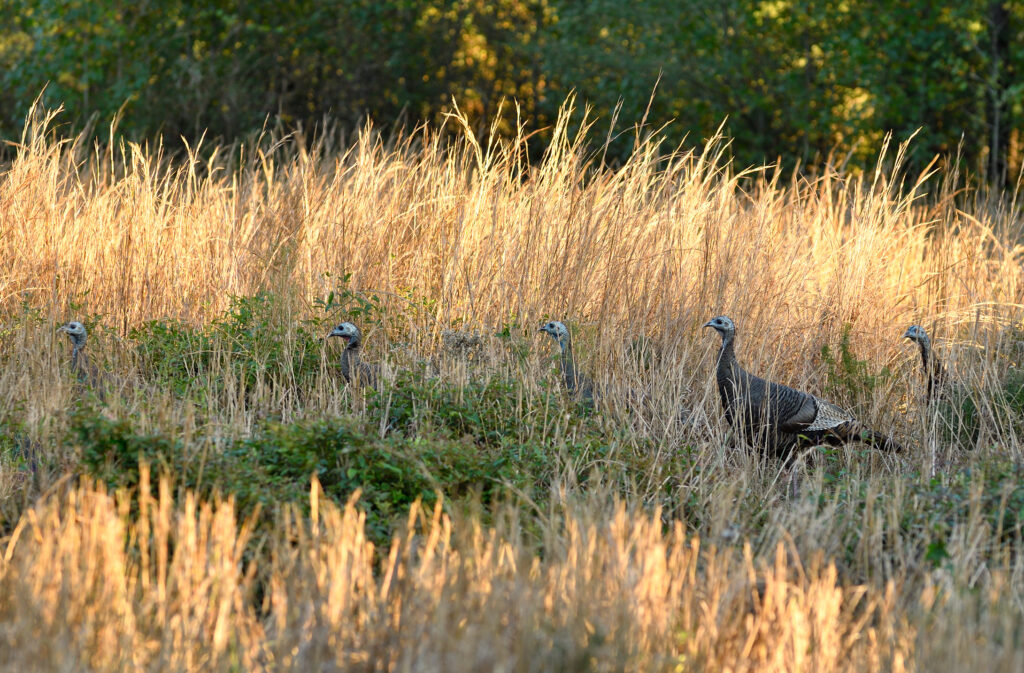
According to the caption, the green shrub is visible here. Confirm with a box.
[72,410,187,489]
[822,460,1024,571]
[130,293,326,399]
[68,394,596,543]
[235,418,509,541]
[371,369,537,447]
[130,319,213,398]
[820,323,891,404]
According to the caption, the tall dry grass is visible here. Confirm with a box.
[1,101,1024,670]
[2,468,921,672]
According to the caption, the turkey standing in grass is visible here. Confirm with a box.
[902,325,948,405]
[703,315,904,456]
[903,324,978,448]
[58,321,100,386]
[327,322,380,388]
[539,320,594,402]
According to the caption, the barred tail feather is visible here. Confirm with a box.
[806,423,905,453]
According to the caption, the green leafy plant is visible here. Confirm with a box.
[820,323,891,404]
[131,292,326,399]
[314,272,382,326]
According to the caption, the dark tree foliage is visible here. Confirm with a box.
[1,0,1023,181]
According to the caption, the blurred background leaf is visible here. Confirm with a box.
[2,0,1024,183]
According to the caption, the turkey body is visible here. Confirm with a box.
[706,316,904,456]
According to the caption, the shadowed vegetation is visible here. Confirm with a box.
[4,1,1024,182]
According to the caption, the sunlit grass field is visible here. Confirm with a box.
[2,102,1024,671]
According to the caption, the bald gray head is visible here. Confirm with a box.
[58,321,88,348]
[539,320,571,351]
[328,321,362,349]
[902,325,930,347]
[703,315,736,341]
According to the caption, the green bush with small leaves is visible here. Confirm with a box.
[820,324,892,405]
[130,293,327,400]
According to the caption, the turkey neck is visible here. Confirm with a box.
[715,331,740,379]
[558,338,582,392]
[714,331,742,409]
[916,340,930,373]
[917,339,946,401]
[69,337,86,376]
[340,341,362,382]
[920,341,935,400]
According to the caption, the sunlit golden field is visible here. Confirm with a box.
[2,103,1024,671]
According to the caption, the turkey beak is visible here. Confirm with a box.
[701,320,714,330]
[57,325,69,334]
[901,328,914,341]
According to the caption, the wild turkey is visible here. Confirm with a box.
[327,322,380,388]
[58,321,100,386]
[538,320,595,402]
[903,324,978,448]
[703,315,904,456]
[902,325,948,405]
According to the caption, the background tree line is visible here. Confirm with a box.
[1,0,1023,182]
